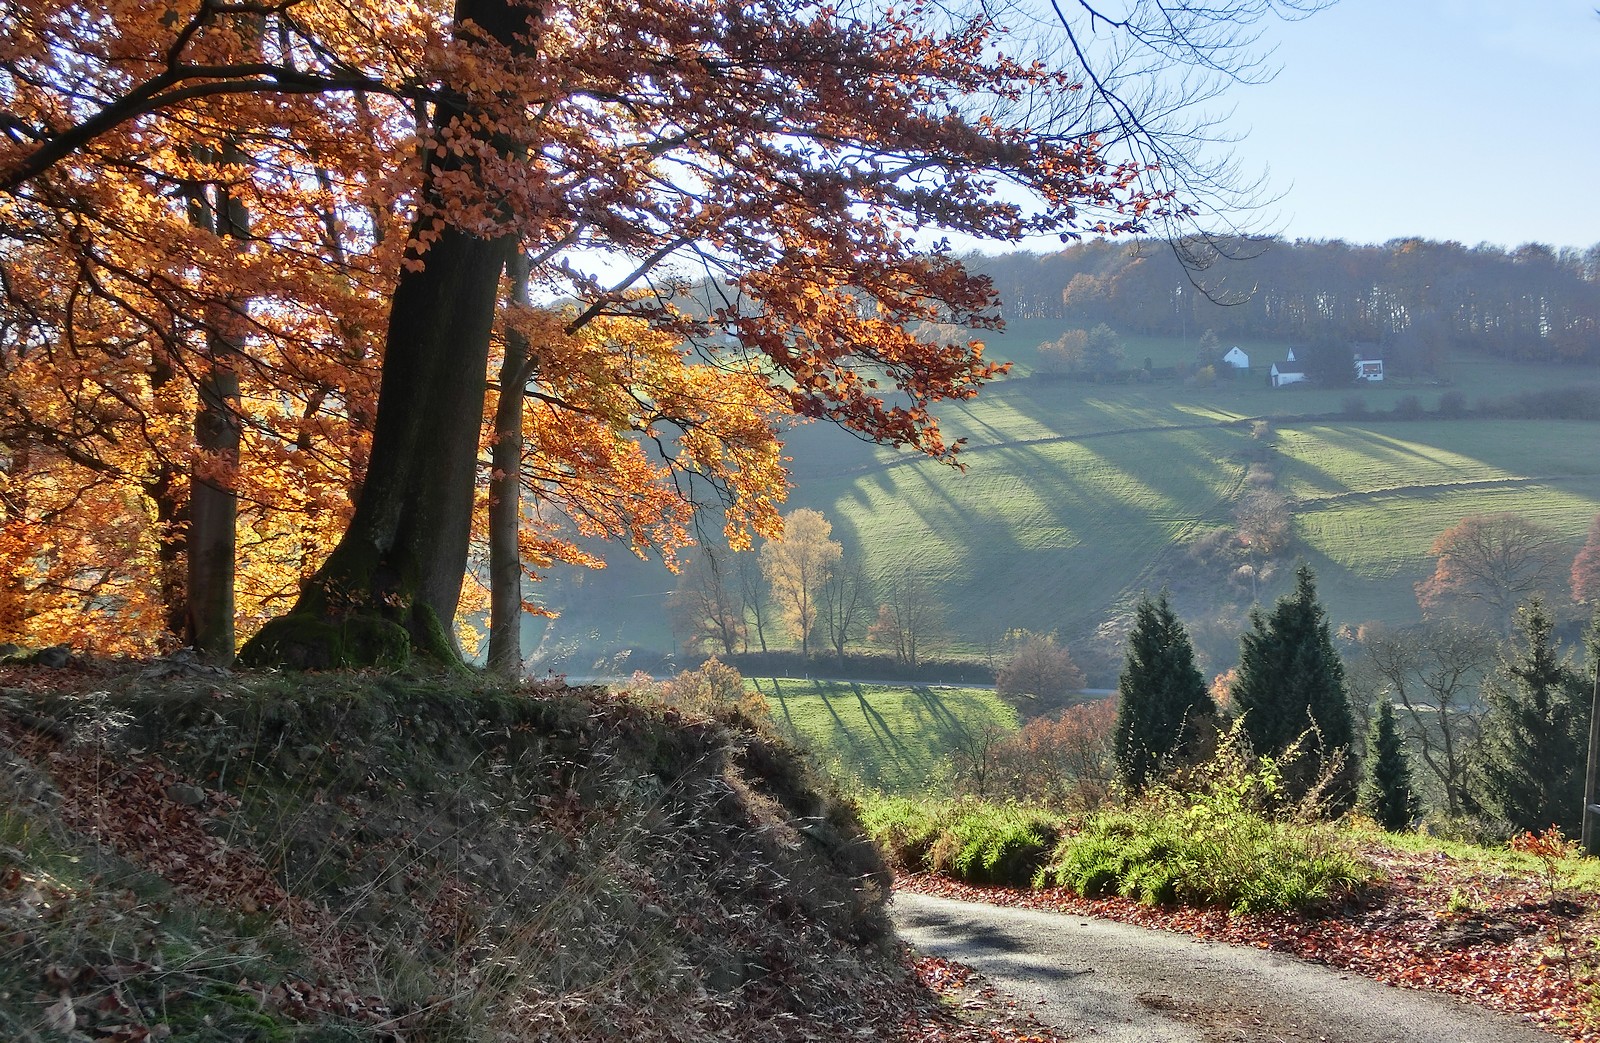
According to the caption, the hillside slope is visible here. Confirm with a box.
[532,348,1600,680]
[0,658,1013,1043]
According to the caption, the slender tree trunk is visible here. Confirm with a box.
[739,556,769,654]
[139,338,190,641]
[487,254,533,676]
[185,146,249,662]
[0,442,29,637]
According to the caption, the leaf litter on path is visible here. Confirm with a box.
[898,850,1600,1043]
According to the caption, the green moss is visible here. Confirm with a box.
[408,601,469,672]
[238,613,410,671]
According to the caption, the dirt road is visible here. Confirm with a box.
[893,892,1557,1043]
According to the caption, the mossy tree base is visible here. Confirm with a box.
[238,612,413,671]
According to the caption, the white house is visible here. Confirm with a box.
[1271,347,1305,387]
[1222,346,1249,369]
[1355,356,1385,382]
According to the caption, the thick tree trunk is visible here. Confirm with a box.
[189,347,240,660]
[486,254,532,676]
[240,0,532,669]
[240,222,511,668]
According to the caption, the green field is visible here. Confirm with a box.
[753,678,1015,794]
[528,320,1600,679]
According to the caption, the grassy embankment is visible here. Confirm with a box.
[0,665,934,1043]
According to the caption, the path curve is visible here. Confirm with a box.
[893,891,1557,1043]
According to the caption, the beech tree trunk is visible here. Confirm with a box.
[241,0,531,669]
[486,254,533,676]
[185,151,248,663]
[240,221,511,667]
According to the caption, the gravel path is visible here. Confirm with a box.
[893,891,1558,1043]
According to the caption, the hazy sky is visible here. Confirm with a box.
[1223,0,1600,250]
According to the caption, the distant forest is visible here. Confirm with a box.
[969,238,1600,370]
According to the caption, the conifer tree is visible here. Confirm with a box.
[1114,591,1214,790]
[1476,599,1588,835]
[1230,563,1357,808]
[1361,698,1420,831]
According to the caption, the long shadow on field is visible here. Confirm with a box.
[763,678,798,735]
[844,682,915,764]
[775,679,895,789]
[910,686,968,739]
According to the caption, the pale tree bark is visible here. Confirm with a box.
[487,253,534,676]
[1362,622,1496,816]
[759,509,841,661]
[737,552,770,654]
[871,560,943,670]
[668,548,746,657]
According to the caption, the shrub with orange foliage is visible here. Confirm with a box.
[990,700,1119,812]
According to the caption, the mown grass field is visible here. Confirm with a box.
[530,313,1600,677]
[752,678,1016,794]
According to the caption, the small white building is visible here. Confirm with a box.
[1222,346,1250,369]
[1271,362,1306,388]
[1355,356,1385,382]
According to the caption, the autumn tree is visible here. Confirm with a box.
[760,509,842,660]
[1417,514,1567,633]
[4,0,1330,665]
[1114,591,1215,790]
[996,632,1085,709]
[1571,513,1600,604]
[483,309,788,670]
[1037,329,1089,375]
[1230,564,1356,809]
[993,700,1119,811]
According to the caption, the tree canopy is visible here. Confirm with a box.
[2,0,1328,663]
[1416,514,1566,634]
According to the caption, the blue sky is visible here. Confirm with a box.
[1223,0,1600,250]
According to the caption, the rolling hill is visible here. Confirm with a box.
[525,317,1600,682]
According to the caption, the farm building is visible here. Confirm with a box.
[1271,348,1305,388]
[1222,346,1250,369]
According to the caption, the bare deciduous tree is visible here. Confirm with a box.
[1361,621,1498,816]
[819,556,872,667]
[868,560,944,669]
